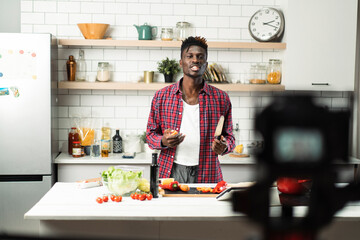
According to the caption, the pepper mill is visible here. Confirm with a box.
[66,55,76,81]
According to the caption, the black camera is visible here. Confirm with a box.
[232,95,360,239]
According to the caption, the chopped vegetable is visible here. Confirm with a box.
[179,184,190,192]
[212,180,227,193]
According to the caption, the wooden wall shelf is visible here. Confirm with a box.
[58,81,285,92]
[58,39,286,49]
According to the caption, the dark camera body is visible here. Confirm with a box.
[232,95,359,240]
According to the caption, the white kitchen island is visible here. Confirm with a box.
[25,182,360,240]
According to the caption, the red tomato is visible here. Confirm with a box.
[102,195,109,202]
[139,194,146,201]
[130,193,136,200]
[96,197,103,204]
[134,193,139,200]
[277,177,309,195]
[110,194,116,201]
[146,193,153,200]
[114,195,122,202]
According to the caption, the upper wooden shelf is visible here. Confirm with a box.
[58,81,285,92]
[58,39,286,49]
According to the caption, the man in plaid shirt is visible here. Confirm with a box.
[146,36,235,183]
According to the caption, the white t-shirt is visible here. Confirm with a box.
[174,100,200,166]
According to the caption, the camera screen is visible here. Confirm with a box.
[274,128,324,163]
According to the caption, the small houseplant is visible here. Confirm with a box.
[157,57,181,83]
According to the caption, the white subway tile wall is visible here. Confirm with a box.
[21,0,351,150]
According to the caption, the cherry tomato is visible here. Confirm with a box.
[146,194,153,200]
[96,197,103,204]
[102,195,109,202]
[110,194,116,201]
[114,195,122,202]
[134,193,139,200]
[139,194,146,201]
[130,193,136,200]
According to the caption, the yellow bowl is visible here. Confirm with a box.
[77,23,109,39]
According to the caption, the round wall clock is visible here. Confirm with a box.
[248,7,285,42]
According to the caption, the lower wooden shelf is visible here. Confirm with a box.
[58,81,285,92]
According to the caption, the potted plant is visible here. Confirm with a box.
[157,57,181,83]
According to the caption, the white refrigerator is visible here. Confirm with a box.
[0,33,58,236]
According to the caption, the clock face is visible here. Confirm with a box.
[249,7,285,42]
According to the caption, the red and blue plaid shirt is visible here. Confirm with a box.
[146,79,235,183]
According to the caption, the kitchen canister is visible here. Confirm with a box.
[175,22,191,41]
[161,28,173,41]
[144,71,154,83]
[267,59,282,84]
[97,62,110,82]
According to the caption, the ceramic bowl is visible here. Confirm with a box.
[77,23,109,39]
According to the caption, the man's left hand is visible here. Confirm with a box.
[212,136,227,155]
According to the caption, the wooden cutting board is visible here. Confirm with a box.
[159,188,218,197]
[159,182,255,197]
[229,153,250,158]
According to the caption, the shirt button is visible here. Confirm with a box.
[171,156,174,158]
[179,112,182,115]
[176,128,178,131]
[168,170,171,173]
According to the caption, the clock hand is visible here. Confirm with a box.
[264,23,277,28]
[263,20,275,25]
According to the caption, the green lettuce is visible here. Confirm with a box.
[101,166,143,195]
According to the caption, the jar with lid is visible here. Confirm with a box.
[249,64,266,84]
[68,127,79,155]
[175,22,191,41]
[267,59,282,84]
[161,28,173,41]
[72,141,82,158]
[97,62,110,82]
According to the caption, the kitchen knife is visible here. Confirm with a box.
[214,115,224,140]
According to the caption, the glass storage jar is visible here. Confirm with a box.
[175,22,191,41]
[97,62,110,82]
[267,59,282,84]
[249,63,266,84]
[161,28,173,41]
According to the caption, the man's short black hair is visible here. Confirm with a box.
[180,36,208,58]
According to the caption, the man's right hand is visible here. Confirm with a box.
[161,129,185,148]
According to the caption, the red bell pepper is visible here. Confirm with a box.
[212,180,227,193]
[160,181,179,191]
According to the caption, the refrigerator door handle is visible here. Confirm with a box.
[0,175,43,182]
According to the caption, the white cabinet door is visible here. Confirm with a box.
[283,0,358,91]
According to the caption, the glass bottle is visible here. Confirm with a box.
[101,140,110,157]
[97,62,110,82]
[267,59,282,84]
[91,139,101,157]
[150,153,159,198]
[102,126,111,153]
[91,131,101,157]
[112,129,123,153]
[68,127,79,155]
[175,22,191,41]
[161,28,173,41]
[66,55,76,81]
[76,49,86,81]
